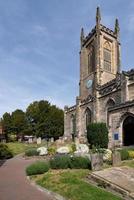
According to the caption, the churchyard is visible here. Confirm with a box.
[0,120,134,200]
[1,137,134,200]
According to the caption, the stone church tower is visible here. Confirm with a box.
[64,7,134,147]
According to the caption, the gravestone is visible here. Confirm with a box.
[91,153,103,171]
[50,137,54,143]
[112,151,121,167]
[37,137,41,145]
[28,137,33,144]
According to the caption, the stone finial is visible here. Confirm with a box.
[96,6,101,27]
[80,27,84,48]
[64,105,68,111]
[114,18,120,37]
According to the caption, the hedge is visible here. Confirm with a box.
[50,155,91,169]
[26,161,50,175]
[118,149,130,160]
[25,148,39,157]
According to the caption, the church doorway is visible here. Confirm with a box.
[123,116,134,146]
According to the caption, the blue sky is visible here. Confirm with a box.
[0,0,134,116]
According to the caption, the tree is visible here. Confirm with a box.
[11,109,27,136]
[2,112,12,140]
[26,100,64,139]
[87,122,109,148]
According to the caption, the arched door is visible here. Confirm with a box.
[123,116,134,146]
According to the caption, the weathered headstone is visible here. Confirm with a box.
[112,151,121,167]
[50,137,54,143]
[28,137,33,144]
[37,137,41,145]
[91,153,103,171]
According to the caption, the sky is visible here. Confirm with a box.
[0,0,134,116]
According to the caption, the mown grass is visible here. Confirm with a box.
[6,142,46,155]
[121,160,134,168]
[32,169,122,200]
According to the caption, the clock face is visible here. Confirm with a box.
[86,79,93,89]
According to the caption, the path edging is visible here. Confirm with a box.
[27,176,67,200]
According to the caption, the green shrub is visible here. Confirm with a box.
[50,155,91,169]
[87,123,108,148]
[50,155,71,169]
[71,143,76,153]
[26,161,49,175]
[70,156,91,169]
[128,151,134,159]
[48,146,56,155]
[25,148,39,157]
[0,143,13,159]
[119,149,129,160]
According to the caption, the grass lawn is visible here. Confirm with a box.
[6,142,46,156]
[121,160,134,168]
[32,169,122,200]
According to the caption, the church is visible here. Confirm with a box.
[64,7,134,148]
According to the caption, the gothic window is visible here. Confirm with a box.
[71,114,76,141]
[85,108,92,128]
[104,41,112,72]
[106,98,115,108]
[88,45,95,74]
[106,98,115,126]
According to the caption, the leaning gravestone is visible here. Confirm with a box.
[91,153,103,171]
[112,151,121,167]
[37,137,41,145]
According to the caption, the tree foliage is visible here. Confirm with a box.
[1,112,12,139]
[87,122,109,148]
[12,109,27,135]
[2,100,64,140]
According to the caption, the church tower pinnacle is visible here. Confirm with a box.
[96,6,101,29]
[80,27,85,48]
[114,18,120,38]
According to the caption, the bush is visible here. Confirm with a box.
[50,155,71,169]
[48,146,56,155]
[70,156,91,169]
[50,155,91,169]
[119,149,129,160]
[128,151,134,159]
[87,123,108,148]
[26,161,49,175]
[71,143,76,153]
[25,148,39,157]
[0,143,13,159]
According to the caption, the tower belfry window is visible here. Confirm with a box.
[103,41,111,72]
[88,45,95,74]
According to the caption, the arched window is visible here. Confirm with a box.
[71,114,76,141]
[88,45,95,74]
[106,98,115,126]
[106,98,115,108]
[103,41,112,72]
[85,108,92,128]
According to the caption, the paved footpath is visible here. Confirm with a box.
[0,155,53,200]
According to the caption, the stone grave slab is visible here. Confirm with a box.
[89,166,134,199]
